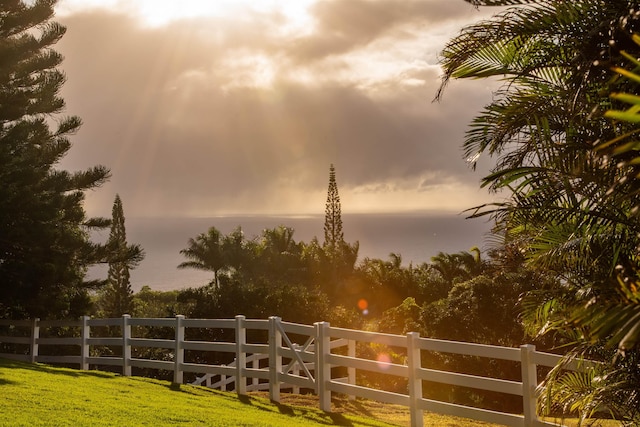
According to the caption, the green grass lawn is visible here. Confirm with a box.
[0,358,394,427]
[0,358,623,427]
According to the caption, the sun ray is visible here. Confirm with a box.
[57,0,315,28]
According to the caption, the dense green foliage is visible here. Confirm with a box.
[0,0,111,319]
[175,225,331,325]
[440,0,640,422]
[589,34,640,357]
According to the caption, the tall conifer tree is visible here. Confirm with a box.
[0,1,111,319]
[324,164,344,252]
[320,164,359,301]
[101,194,143,317]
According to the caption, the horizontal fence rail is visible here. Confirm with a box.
[0,316,582,427]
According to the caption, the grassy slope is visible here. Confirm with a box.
[0,359,621,427]
[0,359,391,427]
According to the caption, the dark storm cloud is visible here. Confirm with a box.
[56,3,500,216]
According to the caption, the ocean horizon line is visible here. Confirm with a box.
[125,209,477,220]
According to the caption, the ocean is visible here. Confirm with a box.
[89,212,493,292]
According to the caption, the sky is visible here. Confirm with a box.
[54,0,506,218]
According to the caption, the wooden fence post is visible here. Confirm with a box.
[407,332,424,427]
[292,343,301,394]
[348,339,356,401]
[80,316,90,370]
[520,344,538,427]
[315,321,331,412]
[174,315,185,384]
[122,315,131,376]
[30,318,40,364]
[268,316,282,402]
[252,357,259,388]
[235,315,247,395]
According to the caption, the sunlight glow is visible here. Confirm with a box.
[57,0,315,29]
[219,53,276,91]
[55,0,503,219]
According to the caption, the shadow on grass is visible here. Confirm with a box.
[326,413,355,426]
[275,402,295,416]
[266,400,358,426]
[336,400,375,418]
[159,380,255,405]
[238,394,252,405]
[248,395,360,426]
[182,385,359,426]
[0,358,116,380]
[303,409,364,426]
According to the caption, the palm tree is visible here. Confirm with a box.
[459,247,486,278]
[438,1,640,421]
[178,227,227,289]
[221,226,255,279]
[361,253,404,289]
[430,250,484,287]
[430,252,465,287]
[254,226,307,285]
[356,253,418,314]
[591,35,640,354]
[438,0,640,322]
[260,226,298,255]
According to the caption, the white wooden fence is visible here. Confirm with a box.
[0,315,578,427]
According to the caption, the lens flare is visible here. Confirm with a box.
[376,353,391,370]
[357,299,368,311]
